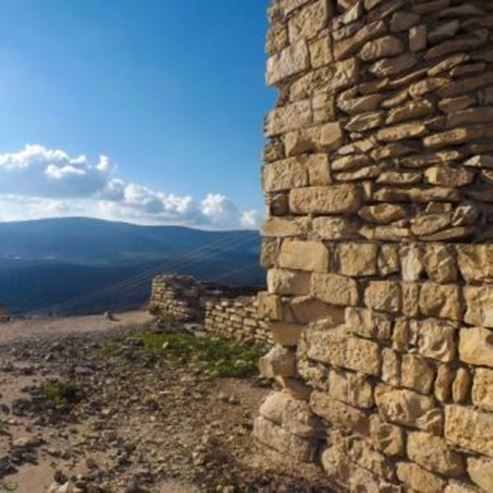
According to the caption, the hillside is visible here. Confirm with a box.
[0,218,263,314]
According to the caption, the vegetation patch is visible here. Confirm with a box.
[42,380,78,408]
[131,331,261,378]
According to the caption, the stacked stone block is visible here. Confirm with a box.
[149,274,270,346]
[255,0,493,491]
[204,296,273,346]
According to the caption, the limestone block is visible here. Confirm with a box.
[407,431,465,477]
[290,296,345,324]
[265,100,312,137]
[467,457,493,492]
[266,40,310,86]
[259,391,291,424]
[346,436,394,481]
[304,325,381,375]
[261,239,277,269]
[328,369,374,409]
[338,242,377,277]
[333,20,386,60]
[288,0,330,43]
[401,354,435,394]
[400,243,424,282]
[472,368,493,412]
[279,239,330,273]
[377,122,427,142]
[459,327,493,368]
[261,217,309,237]
[364,281,401,313]
[257,292,282,321]
[321,442,351,489]
[289,184,361,214]
[313,216,360,240]
[424,244,457,284]
[390,11,420,32]
[267,269,311,295]
[262,158,308,192]
[381,348,400,387]
[307,153,331,185]
[276,376,312,401]
[457,245,493,283]
[370,415,405,457]
[424,165,475,187]
[345,111,384,132]
[345,307,392,341]
[253,417,317,462]
[309,36,332,69]
[445,481,481,493]
[282,397,324,438]
[419,282,463,321]
[259,346,297,378]
[360,36,404,62]
[270,322,304,347]
[452,367,471,404]
[445,405,493,457]
[435,364,454,403]
[396,462,446,493]
[375,385,437,429]
[310,391,369,435]
[378,245,400,276]
[359,204,407,224]
[417,319,457,362]
[311,273,359,306]
[266,22,288,56]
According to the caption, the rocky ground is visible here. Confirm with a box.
[0,312,331,493]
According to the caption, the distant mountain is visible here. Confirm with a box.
[0,218,263,315]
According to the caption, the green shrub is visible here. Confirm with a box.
[42,380,78,407]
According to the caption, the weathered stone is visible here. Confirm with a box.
[407,431,465,477]
[253,417,317,462]
[457,245,493,283]
[360,36,404,62]
[445,405,493,457]
[424,165,475,187]
[334,20,386,60]
[364,281,401,313]
[263,158,308,192]
[259,346,297,378]
[423,244,457,283]
[390,11,420,32]
[265,100,312,137]
[311,273,359,306]
[452,367,471,404]
[370,53,417,78]
[377,122,427,142]
[370,415,405,456]
[289,185,361,214]
[472,368,493,412]
[309,36,332,69]
[283,396,324,438]
[459,326,493,368]
[345,111,384,132]
[400,243,424,282]
[467,457,493,492]
[338,242,377,277]
[261,217,310,237]
[419,282,463,321]
[267,269,311,295]
[387,99,434,124]
[313,216,360,239]
[279,239,329,273]
[288,0,330,43]
[381,348,400,386]
[401,281,420,317]
[267,40,310,86]
[410,25,427,52]
[258,391,289,424]
[257,292,283,320]
[337,93,385,116]
[311,391,369,434]
[375,385,436,429]
[401,354,435,394]
[290,296,345,324]
[345,307,392,341]
[359,204,407,224]
[378,244,400,276]
[328,369,374,408]
[304,325,381,376]
[435,364,454,403]
[346,436,394,481]
[396,462,446,493]
[417,319,457,362]
[270,322,304,347]
[464,286,493,328]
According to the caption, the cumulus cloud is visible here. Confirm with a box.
[0,144,259,229]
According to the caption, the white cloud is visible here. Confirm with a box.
[0,144,259,230]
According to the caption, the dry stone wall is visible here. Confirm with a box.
[149,274,271,346]
[255,1,493,491]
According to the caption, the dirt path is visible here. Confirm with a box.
[0,311,153,346]
[0,315,330,493]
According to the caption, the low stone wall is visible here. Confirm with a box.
[149,274,270,346]
[205,296,272,346]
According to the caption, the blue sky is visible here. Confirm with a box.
[0,0,272,228]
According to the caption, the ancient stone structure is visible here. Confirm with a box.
[149,274,271,346]
[255,1,493,491]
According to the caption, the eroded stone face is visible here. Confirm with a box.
[259,0,493,489]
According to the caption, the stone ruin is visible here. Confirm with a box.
[254,0,493,491]
[149,274,272,346]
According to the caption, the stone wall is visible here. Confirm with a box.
[149,274,271,346]
[255,1,493,491]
